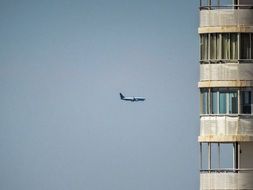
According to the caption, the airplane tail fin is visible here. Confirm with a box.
[120,93,124,99]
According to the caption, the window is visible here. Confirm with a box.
[222,34,230,60]
[201,89,209,114]
[200,0,209,7]
[220,143,235,169]
[200,88,243,114]
[229,91,238,114]
[200,143,237,171]
[221,33,238,60]
[240,33,251,59]
[251,34,253,59]
[211,91,218,114]
[230,33,238,60]
[200,33,241,63]
[200,0,239,8]
[200,34,208,61]
[210,34,221,60]
[241,91,251,114]
[219,91,227,114]
[200,88,253,114]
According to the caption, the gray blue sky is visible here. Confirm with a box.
[0,1,199,190]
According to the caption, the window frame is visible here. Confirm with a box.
[199,33,253,64]
[240,89,252,114]
[200,142,238,171]
[200,88,252,115]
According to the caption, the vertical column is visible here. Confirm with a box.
[237,143,240,169]
[208,143,211,170]
[200,143,203,170]
[218,143,221,169]
[233,142,239,170]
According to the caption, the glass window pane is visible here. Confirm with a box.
[201,89,209,114]
[230,33,238,60]
[200,35,204,60]
[222,34,230,60]
[251,34,253,59]
[229,91,238,114]
[211,91,218,114]
[200,0,209,6]
[239,0,253,8]
[201,143,209,170]
[240,33,250,59]
[220,143,234,169]
[217,34,221,60]
[201,34,208,61]
[241,91,251,114]
[210,34,217,60]
[219,92,227,114]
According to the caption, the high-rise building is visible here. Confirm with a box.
[198,0,253,189]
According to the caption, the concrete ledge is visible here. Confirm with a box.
[198,135,253,142]
[198,80,253,88]
[198,26,253,33]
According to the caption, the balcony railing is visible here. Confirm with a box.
[200,59,253,64]
[200,169,253,189]
[200,115,253,136]
[201,168,253,173]
[199,5,253,27]
[200,5,253,10]
[200,0,253,10]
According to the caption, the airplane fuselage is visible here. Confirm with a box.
[122,97,145,102]
[120,93,145,102]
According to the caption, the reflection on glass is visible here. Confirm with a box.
[201,34,208,61]
[251,34,253,59]
[201,90,209,114]
[219,92,227,114]
[201,89,252,115]
[222,34,230,60]
[240,34,250,59]
[211,91,218,114]
[230,33,238,60]
[241,91,251,114]
[229,92,238,114]
[210,34,217,60]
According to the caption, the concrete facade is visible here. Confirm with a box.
[198,0,253,189]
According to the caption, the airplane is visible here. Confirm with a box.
[120,93,145,102]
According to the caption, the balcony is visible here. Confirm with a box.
[200,115,253,137]
[200,63,253,81]
[200,9,253,27]
[200,169,253,189]
[199,0,253,27]
[200,0,253,10]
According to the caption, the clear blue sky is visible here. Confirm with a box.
[0,0,199,190]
